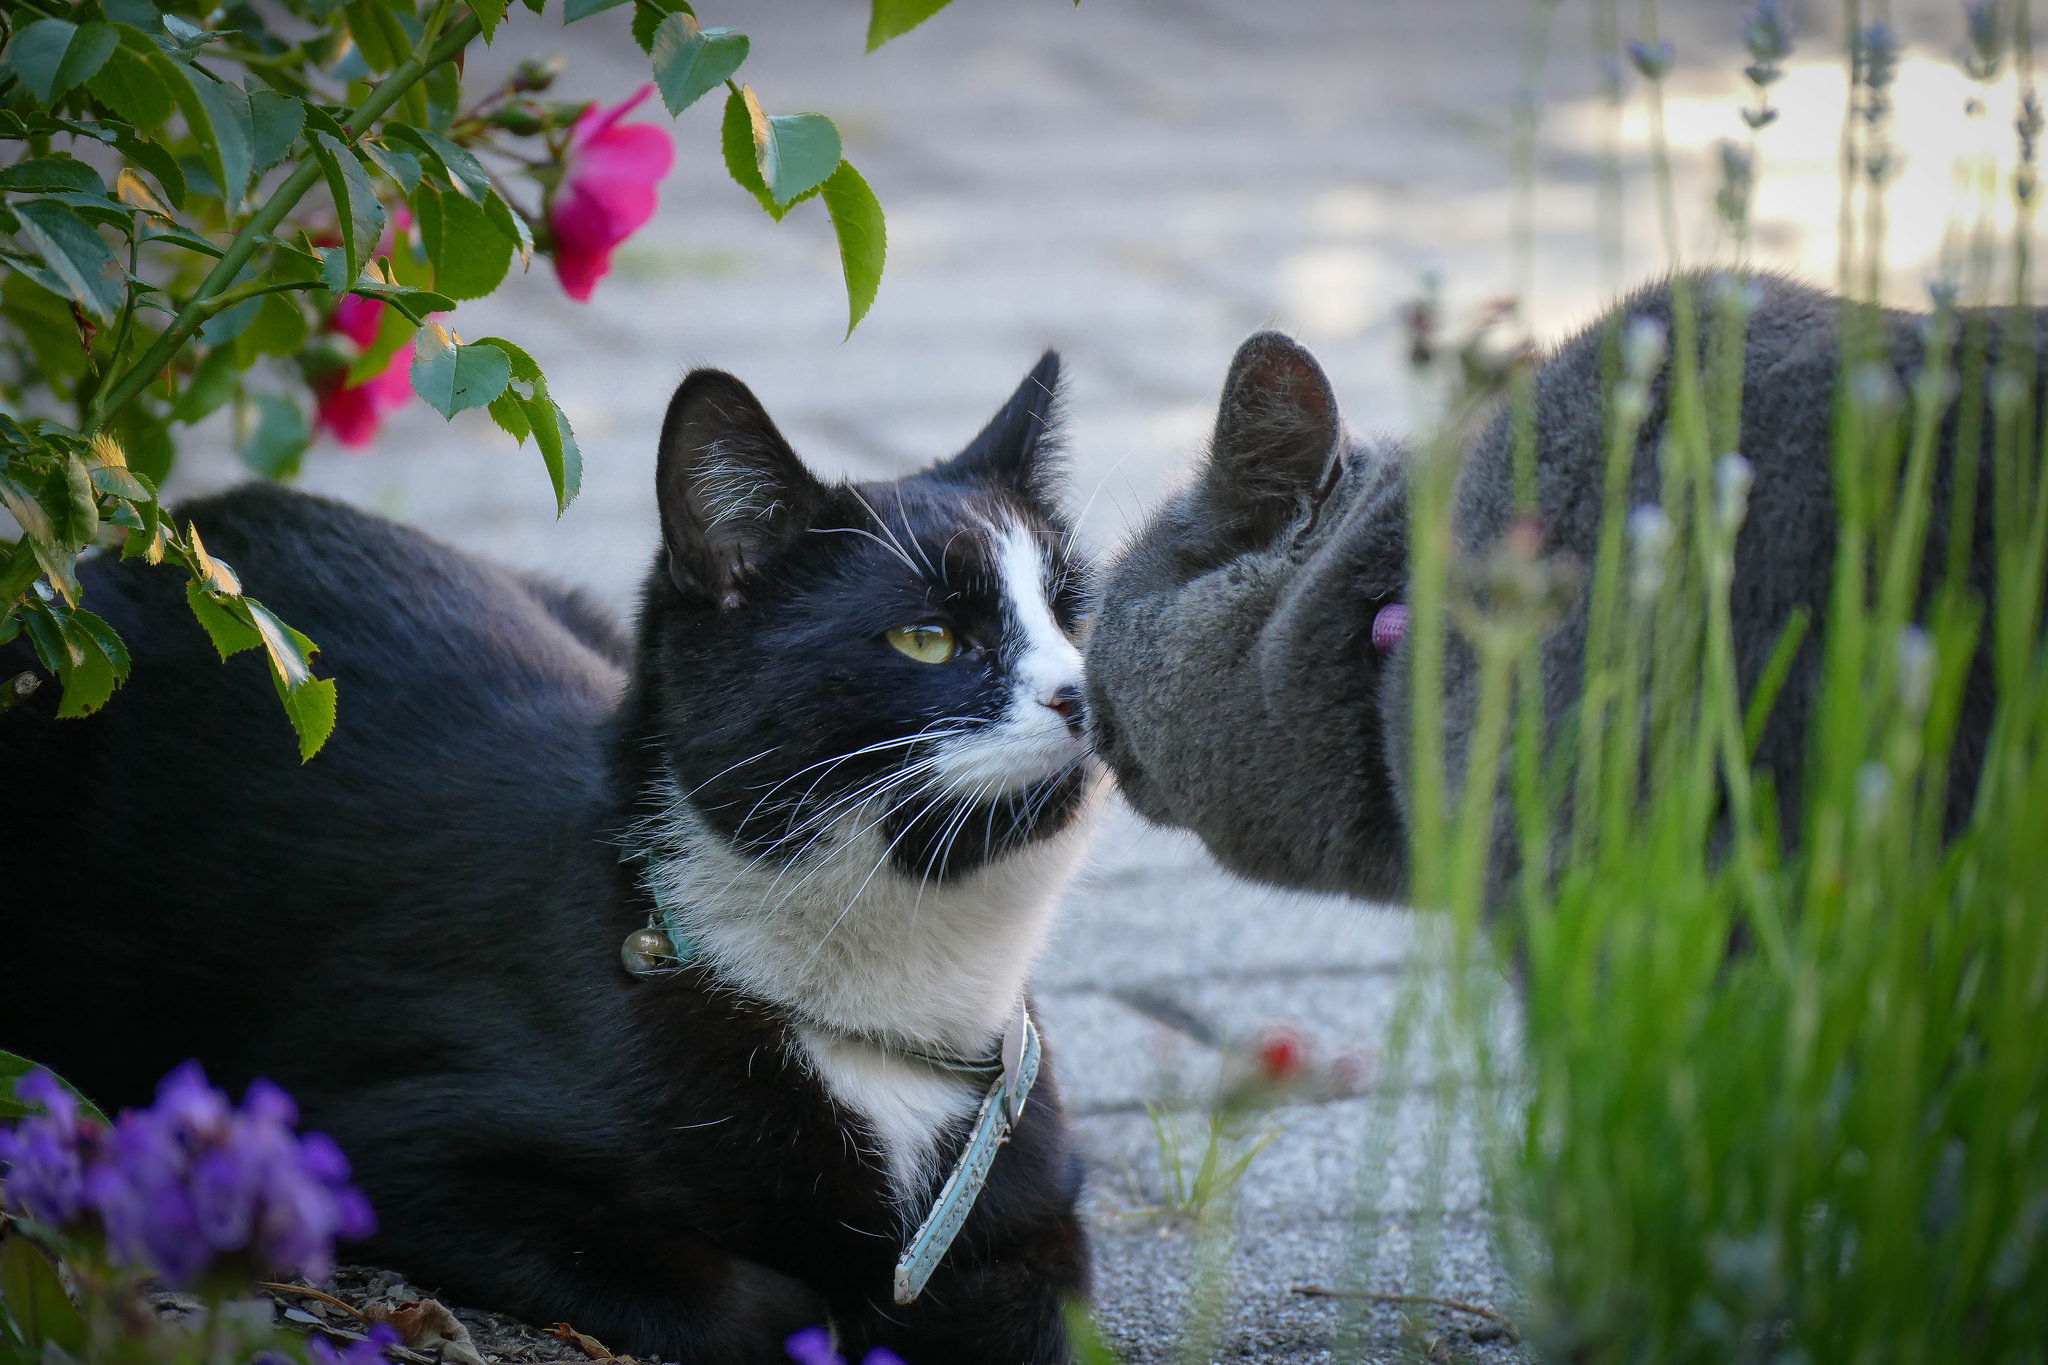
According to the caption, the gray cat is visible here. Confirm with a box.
[1085,272,2030,906]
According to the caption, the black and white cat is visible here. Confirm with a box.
[0,356,1100,1364]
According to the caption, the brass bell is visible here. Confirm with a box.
[621,925,679,976]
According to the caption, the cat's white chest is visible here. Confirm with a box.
[647,791,1099,1202]
[796,1029,982,1209]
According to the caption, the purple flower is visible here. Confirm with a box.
[783,1327,909,1365]
[308,1323,402,1365]
[0,1062,377,1286]
[1743,0,1793,65]
[1627,38,1675,80]
[0,1070,102,1226]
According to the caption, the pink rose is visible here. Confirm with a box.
[315,341,416,448]
[315,206,422,448]
[330,292,386,350]
[548,84,674,302]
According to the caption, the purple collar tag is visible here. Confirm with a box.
[1372,603,1409,655]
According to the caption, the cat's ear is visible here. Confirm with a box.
[1201,331,1343,545]
[934,351,1065,503]
[656,370,825,609]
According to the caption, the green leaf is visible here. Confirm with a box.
[248,90,306,174]
[397,124,492,202]
[471,335,542,383]
[28,541,79,605]
[310,130,386,288]
[0,474,54,558]
[87,27,177,130]
[651,14,748,116]
[112,403,174,483]
[1,538,42,609]
[19,596,78,670]
[300,102,348,142]
[280,674,337,761]
[318,244,351,294]
[100,0,159,25]
[89,462,151,502]
[632,0,694,53]
[9,18,119,107]
[47,452,99,548]
[245,598,313,690]
[198,283,263,345]
[410,322,512,418]
[70,609,130,680]
[360,138,422,193]
[411,183,512,299]
[113,130,185,208]
[52,609,119,715]
[0,158,106,194]
[346,278,455,325]
[186,524,243,596]
[524,384,581,514]
[720,86,773,215]
[564,0,632,20]
[0,1051,110,1125]
[0,1234,86,1355]
[344,0,411,73]
[142,224,224,258]
[157,12,219,57]
[487,387,531,444]
[482,190,533,268]
[172,344,240,423]
[425,61,460,137]
[470,0,510,40]
[12,199,125,321]
[821,159,886,336]
[741,87,841,209]
[239,291,311,360]
[1,270,89,383]
[240,393,310,477]
[32,189,137,231]
[865,0,956,50]
[167,65,252,207]
[185,579,260,658]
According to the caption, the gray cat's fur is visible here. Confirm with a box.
[1086,272,2030,905]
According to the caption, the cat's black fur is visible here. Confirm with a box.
[1086,273,2034,905]
[1,357,1094,1364]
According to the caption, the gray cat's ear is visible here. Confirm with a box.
[1202,331,1342,544]
[934,351,1065,504]
[656,370,825,609]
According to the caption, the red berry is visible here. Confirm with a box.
[1255,1027,1309,1082]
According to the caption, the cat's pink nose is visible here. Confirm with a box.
[1042,685,1085,737]
[1372,603,1409,655]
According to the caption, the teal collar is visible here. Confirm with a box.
[620,850,1041,1303]
[894,1003,1040,1304]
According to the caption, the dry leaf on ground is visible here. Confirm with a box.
[372,1297,489,1365]
[545,1322,633,1363]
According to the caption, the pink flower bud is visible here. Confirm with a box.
[548,85,675,302]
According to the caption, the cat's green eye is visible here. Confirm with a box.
[886,623,959,665]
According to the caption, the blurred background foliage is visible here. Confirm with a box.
[0,0,926,752]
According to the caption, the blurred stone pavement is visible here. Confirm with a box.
[162,0,1981,1358]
